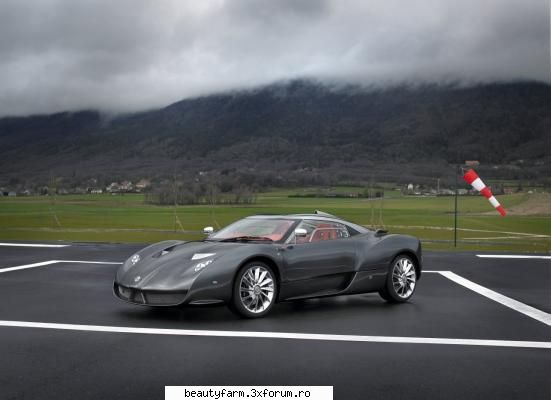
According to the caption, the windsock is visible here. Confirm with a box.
[463,169,506,216]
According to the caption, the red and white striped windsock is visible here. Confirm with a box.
[463,169,506,216]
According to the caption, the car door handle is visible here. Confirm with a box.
[277,246,294,251]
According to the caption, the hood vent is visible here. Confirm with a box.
[152,245,178,258]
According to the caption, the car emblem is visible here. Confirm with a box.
[134,275,141,283]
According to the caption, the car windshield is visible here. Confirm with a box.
[210,218,295,242]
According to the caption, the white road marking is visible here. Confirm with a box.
[438,270,551,326]
[0,320,548,349]
[56,260,123,265]
[424,270,551,325]
[0,260,58,273]
[466,237,530,240]
[383,225,551,238]
[0,260,122,274]
[0,243,69,248]
[476,255,551,260]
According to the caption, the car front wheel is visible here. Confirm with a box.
[230,262,277,318]
[379,255,417,303]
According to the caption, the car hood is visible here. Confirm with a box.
[116,240,248,290]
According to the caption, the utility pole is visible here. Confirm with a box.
[378,186,385,228]
[454,169,458,247]
[49,173,61,228]
[172,174,184,233]
[454,162,473,247]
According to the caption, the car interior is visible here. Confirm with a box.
[293,221,350,244]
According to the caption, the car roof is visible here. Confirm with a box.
[247,210,338,220]
[245,212,369,233]
[245,214,336,220]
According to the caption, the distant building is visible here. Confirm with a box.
[8,191,16,197]
[106,182,120,193]
[135,179,151,192]
[119,180,133,192]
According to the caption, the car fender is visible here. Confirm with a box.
[185,244,282,304]
[357,233,422,274]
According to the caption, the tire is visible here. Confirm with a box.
[379,254,417,303]
[229,261,277,318]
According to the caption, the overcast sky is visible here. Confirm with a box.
[0,0,549,117]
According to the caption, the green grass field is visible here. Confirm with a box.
[0,189,549,252]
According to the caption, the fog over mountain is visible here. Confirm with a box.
[0,0,549,117]
[1,80,549,190]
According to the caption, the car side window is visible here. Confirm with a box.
[289,220,350,244]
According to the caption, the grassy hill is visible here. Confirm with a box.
[0,80,550,189]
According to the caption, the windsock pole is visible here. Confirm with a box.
[463,169,507,216]
[454,169,458,247]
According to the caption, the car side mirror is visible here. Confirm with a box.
[293,228,307,244]
[203,226,214,235]
[294,228,308,237]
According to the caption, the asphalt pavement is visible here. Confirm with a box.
[0,242,549,400]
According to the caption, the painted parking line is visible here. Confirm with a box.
[0,319,548,349]
[425,270,551,326]
[476,255,551,260]
[384,225,551,238]
[0,260,58,273]
[55,260,123,265]
[0,260,122,274]
[0,243,70,248]
[437,270,551,326]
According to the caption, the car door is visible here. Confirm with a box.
[279,220,358,299]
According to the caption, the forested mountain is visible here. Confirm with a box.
[0,80,549,189]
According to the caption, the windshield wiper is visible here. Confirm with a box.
[219,236,273,242]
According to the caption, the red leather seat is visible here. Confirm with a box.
[310,224,338,242]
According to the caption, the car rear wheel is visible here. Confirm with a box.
[379,254,417,303]
[230,262,277,318]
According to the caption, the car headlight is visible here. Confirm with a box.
[130,254,141,266]
[193,258,214,272]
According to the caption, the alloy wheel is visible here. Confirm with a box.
[239,266,275,313]
[391,257,416,298]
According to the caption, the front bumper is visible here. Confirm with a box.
[114,283,188,306]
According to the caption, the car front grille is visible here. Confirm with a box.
[115,284,187,306]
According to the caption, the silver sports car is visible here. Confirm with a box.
[114,211,422,318]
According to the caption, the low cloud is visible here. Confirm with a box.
[0,0,548,116]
